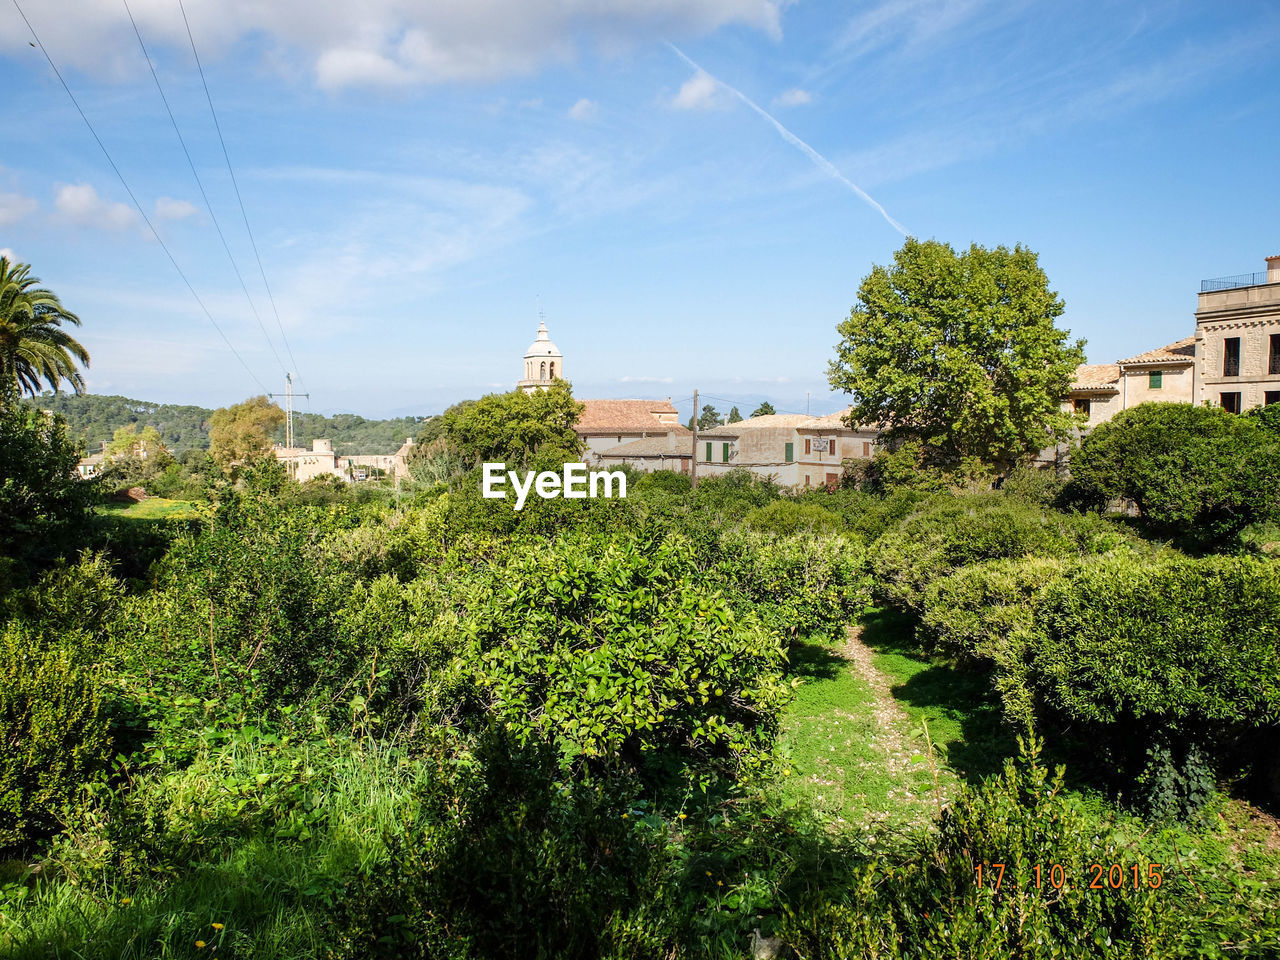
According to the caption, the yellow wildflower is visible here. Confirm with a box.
[211,924,224,931]
[196,942,206,949]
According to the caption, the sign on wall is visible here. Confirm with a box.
[812,438,830,453]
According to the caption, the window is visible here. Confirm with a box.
[1224,337,1241,377]
[804,474,810,487]
[705,441,712,462]
[829,439,837,457]
[862,441,871,457]
[1149,370,1162,389]
[1220,392,1242,414]
[540,360,547,379]
[549,361,556,379]
[722,442,730,463]
[1271,334,1280,375]
[784,442,794,463]
[1267,391,1280,406]
[1074,398,1091,417]
[804,438,811,455]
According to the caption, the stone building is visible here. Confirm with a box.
[796,408,880,488]
[594,432,693,473]
[695,411,878,488]
[576,399,686,459]
[1194,255,1280,412]
[275,437,415,482]
[517,321,563,393]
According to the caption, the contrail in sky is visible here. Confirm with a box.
[666,43,909,236]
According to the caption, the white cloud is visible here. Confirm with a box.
[773,87,812,107]
[568,98,599,121]
[53,183,140,232]
[155,196,199,221]
[671,70,722,110]
[0,1,785,90]
[0,191,37,226]
[0,248,15,261]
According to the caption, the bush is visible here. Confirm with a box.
[0,556,122,852]
[0,401,96,580]
[462,535,791,779]
[1066,402,1280,549]
[872,495,1134,615]
[711,530,869,642]
[742,500,846,537]
[780,741,1177,959]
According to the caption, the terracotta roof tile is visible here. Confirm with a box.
[576,398,681,435]
[1117,336,1196,365]
[596,433,693,458]
[701,413,812,436]
[1071,363,1120,390]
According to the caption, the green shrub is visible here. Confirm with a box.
[999,463,1066,506]
[919,556,1069,723]
[712,530,869,642]
[462,535,790,778]
[780,741,1177,959]
[742,500,846,537]
[1066,402,1280,549]
[0,400,97,579]
[872,496,1133,615]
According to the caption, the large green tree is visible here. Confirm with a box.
[828,239,1084,467]
[442,380,584,463]
[209,396,286,467]
[750,401,776,418]
[1067,402,1280,548]
[0,257,90,398]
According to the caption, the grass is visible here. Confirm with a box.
[0,739,423,959]
[778,631,953,836]
[100,497,206,521]
[858,607,1017,784]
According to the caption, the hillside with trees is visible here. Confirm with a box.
[28,391,429,455]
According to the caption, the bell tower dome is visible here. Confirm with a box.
[517,321,564,393]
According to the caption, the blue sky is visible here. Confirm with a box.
[1,0,1277,420]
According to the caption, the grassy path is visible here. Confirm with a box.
[779,621,959,838]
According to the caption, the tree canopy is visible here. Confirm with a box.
[828,239,1084,467]
[440,380,583,463]
[750,401,776,418]
[697,404,722,430]
[209,396,286,467]
[727,406,743,424]
[1066,401,1280,548]
[0,257,89,398]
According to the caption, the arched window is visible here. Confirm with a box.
[550,361,556,379]
[540,361,547,380]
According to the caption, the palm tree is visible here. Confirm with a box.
[0,256,89,397]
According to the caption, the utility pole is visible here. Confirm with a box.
[691,388,699,489]
[268,373,310,479]
[268,373,311,450]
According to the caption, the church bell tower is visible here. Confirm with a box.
[517,321,564,393]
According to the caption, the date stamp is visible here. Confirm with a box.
[974,862,1163,891]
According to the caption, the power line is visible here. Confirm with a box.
[177,0,305,392]
[120,0,287,379]
[10,0,270,395]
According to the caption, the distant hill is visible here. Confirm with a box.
[30,392,429,456]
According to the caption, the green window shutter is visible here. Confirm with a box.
[1149,370,1162,389]
[705,441,712,462]
[722,442,729,463]
[784,442,794,463]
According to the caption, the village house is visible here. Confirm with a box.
[576,398,686,460]
[593,431,693,474]
[1194,255,1280,412]
[795,408,879,488]
[274,437,415,482]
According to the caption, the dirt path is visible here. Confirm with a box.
[841,624,952,817]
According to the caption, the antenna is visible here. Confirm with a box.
[268,373,310,455]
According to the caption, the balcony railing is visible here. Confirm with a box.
[1201,271,1271,292]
